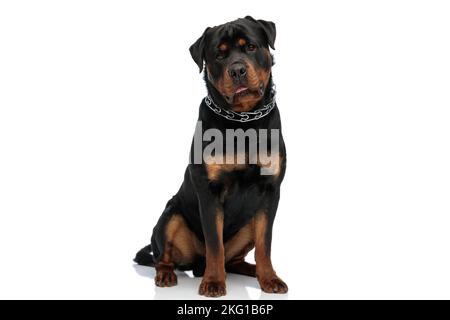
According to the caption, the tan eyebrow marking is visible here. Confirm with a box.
[238,38,246,46]
[218,42,228,51]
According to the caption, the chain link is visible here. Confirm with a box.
[204,90,276,123]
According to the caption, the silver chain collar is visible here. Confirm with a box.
[204,90,276,123]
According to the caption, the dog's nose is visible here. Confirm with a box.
[228,63,247,82]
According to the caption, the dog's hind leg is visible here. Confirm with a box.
[226,260,256,277]
[152,205,204,287]
[224,219,256,277]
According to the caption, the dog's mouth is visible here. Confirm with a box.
[235,85,249,95]
[224,83,265,105]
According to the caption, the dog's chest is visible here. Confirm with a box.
[213,167,270,241]
[204,152,283,240]
[204,152,282,182]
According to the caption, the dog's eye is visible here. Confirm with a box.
[216,52,226,60]
[247,44,256,51]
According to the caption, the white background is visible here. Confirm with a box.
[1,0,449,300]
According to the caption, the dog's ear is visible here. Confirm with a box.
[245,16,276,50]
[189,27,210,73]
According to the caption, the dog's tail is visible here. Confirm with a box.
[134,244,155,267]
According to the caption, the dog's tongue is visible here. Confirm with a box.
[235,86,248,94]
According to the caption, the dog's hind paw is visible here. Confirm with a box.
[155,269,178,287]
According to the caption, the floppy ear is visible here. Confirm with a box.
[245,16,276,50]
[189,27,210,73]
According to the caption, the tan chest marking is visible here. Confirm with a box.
[206,163,246,181]
[205,153,282,181]
[258,154,283,177]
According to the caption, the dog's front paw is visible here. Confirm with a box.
[155,269,178,287]
[258,276,288,294]
[198,279,226,297]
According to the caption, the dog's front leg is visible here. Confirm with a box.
[198,198,226,297]
[189,166,226,297]
[254,189,288,294]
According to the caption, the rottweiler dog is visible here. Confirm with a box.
[135,16,287,297]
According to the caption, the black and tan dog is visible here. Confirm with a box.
[135,16,287,297]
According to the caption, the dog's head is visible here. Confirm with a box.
[190,16,276,112]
